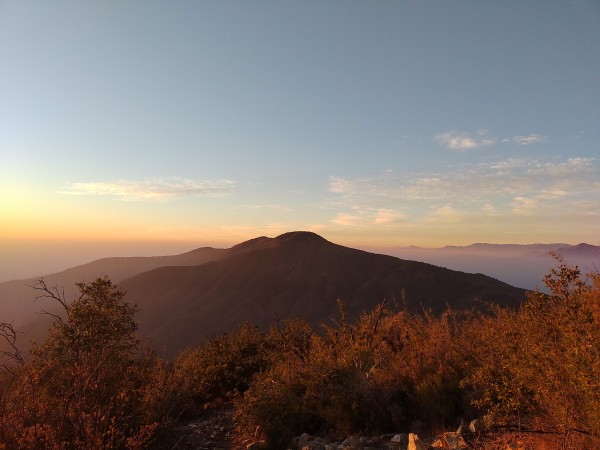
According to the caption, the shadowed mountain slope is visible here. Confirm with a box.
[0,247,231,354]
[120,232,525,356]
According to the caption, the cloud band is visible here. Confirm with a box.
[61,177,236,201]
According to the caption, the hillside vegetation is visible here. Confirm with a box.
[0,262,598,449]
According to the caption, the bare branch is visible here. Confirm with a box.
[273,315,309,363]
[367,299,387,348]
[0,321,25,374]
[29,277,71,320]
[35,309,65,326]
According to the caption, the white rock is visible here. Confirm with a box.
[391,433,408,443]
[408,433,428,450]
[469,419,480,433]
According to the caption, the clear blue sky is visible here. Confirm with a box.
[1,1,599,261]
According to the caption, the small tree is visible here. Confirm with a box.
[0,277,159,449]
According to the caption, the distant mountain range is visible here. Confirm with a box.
[378,241,599,292]
[1,232,530,357]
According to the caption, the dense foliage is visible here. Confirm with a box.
[1,263,598,449]
[461,265,600,442]
[0,279,166,448]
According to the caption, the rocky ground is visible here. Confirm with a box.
[164,406,242,450]
[160,405,583,450]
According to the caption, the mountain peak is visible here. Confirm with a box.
[229,232,330,254]
[274,231,329,244]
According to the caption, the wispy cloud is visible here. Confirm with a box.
[329,208,405,227]
[423,206,465,223]
[435,130,495,151]
[511,134,545,145]
[329,177,360,193]
[326,157,599,222]
[61,177,236,201]
[332,213,365,227]
[374,209,405,224]
[510,196,540,215]
[437,130,547,150]
[482,203,500,216]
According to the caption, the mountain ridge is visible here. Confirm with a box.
[8,232,595,357]
[118,232,525,356]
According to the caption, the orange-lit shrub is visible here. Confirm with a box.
[172,323,269,415]
[0,278,165,449]
[377,309,469,427]
[462,263,600,446]
[235,306,421,447]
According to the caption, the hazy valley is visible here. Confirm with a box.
[370,242,600,292]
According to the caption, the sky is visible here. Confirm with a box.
[1,1,599,279]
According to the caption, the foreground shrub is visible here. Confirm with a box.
[377,309,469,428]
[524,267,600,437]
[234,263,600,448]
[233,319,316,447]
[172,323,269,415]
[235,305,434,447]
[462,263,600,445]
[0,278,167,449]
